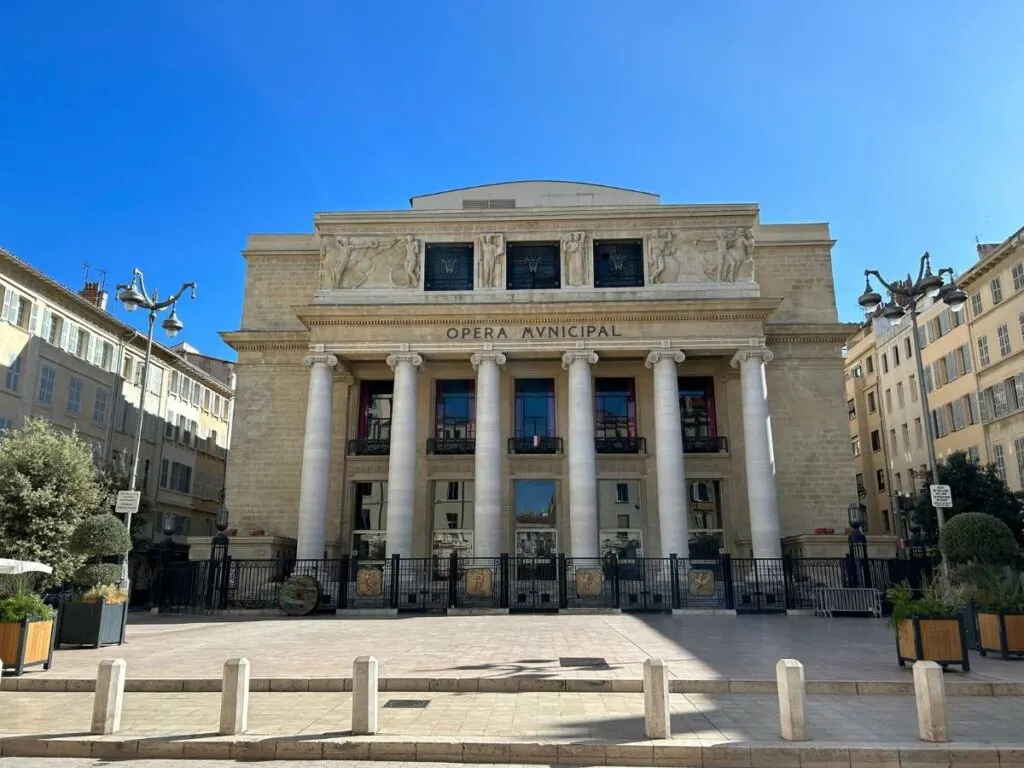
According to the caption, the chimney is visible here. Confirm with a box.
[79,281,105,309]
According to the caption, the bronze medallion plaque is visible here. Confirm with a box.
[465,567,493,597]
[575,568,604,597]
[355,567,383,597]
[279,574,322,616]
[687,569,717,597]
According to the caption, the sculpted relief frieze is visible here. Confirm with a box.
[648,227,755,285]
[320,234,421,290]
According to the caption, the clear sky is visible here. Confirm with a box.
[1,1,1022,359]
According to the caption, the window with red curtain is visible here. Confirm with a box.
[594,378,637,438]
[678,377,716,437]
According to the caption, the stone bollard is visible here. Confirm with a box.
[352,655,379,735]
[913,660,949,742]
[775,659,808,741]
[220,658,251,735]
[91,659,127,735]
[643,657,671,739]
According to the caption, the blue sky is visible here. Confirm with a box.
[1,1,1022,359]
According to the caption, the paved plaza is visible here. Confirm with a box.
[23,612,1024,682]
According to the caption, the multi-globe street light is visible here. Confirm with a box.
[857,252,967,533]
[114,268,196,589]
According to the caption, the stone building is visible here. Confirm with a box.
[222,180,857,562]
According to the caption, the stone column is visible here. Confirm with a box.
[385,352,423,558]
[562,351,599,558]
[645,350,688,558]
[730,348,782,559]
[296,353,337,560]
[471,351,507,558]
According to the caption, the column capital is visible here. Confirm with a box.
[644,350,685,368]
[561,350,599,370]
[335,371,355,386]
[386,352,424,371]
[730,347,774,369]
[303,353,338,368]
[470,351,507,371]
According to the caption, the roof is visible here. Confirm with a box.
[959,224,1024,289]
[0,245,233,396]
[408,179,659,207]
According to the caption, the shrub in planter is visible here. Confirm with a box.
[0,592,56,676]
[57,514,131,648]
[888,580,970,671]
[972,566,1024,660]
[940,512,1017,567]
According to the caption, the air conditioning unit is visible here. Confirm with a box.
[691,481,715,503]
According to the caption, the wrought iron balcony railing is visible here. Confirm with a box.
[347,439,391,457]
[595,436,646,455]
[508,436,563,455]
[427,438,476,456]
[683,435,729,453]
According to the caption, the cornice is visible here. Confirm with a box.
[960,225,1024,290]
[293,298,783,328]
[219,330,310,352]
[764,322,860,345]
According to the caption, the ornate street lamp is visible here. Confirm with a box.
[856,252,966,532]
[113,269,196,591]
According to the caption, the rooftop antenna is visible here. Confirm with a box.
[81,261,90,283]
[97,268,108,291]
[974,235,981,245]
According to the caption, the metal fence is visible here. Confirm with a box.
[153,552,933,616]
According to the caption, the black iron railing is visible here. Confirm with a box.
[426,438,476,455]
[347,439,390,456]
[508,436,563,454]
[595,436,646,454]
[684,435,729,453]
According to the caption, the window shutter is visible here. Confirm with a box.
[28,302,39,334]
[41,310,52,342]
[979,390,993,423]
[58,319,69,350]
[1,289,13,323]
[85,334,95,365]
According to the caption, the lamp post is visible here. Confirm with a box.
[114,269,196,590]
[857,252,967,534]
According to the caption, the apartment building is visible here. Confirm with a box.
[0,246,235,544]
[961,226,1024,490]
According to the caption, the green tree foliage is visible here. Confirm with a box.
[914,451,1024,543]
[0,419,104,584]
[70,513,131,588]
[939,512,1018,565]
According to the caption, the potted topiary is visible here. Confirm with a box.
[56,514,131,648]
[972,566,1024,660]
[0,590,56,676]
[889,577,970,671]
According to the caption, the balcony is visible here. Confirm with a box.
[347,438,390,456]
[427,437,476,456]
[508,436,563,455]
[683,435,729,454]
[595,436,646,455]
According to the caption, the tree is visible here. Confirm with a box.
[95,451,151,543]
[0,419,105,584]
[914,450,1024,544]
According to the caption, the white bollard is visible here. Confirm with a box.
[352,655,379,735]
[91,659,127,735]
[913,661,949,742]
[643,657,671,739]
[220,657,250,735]
[775,658,808,741]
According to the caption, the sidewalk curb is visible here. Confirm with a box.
[2,676,1021,696]
[0,734,1020,765]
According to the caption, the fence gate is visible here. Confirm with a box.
[730,558,787,614]
[508,557,559,612]
[617,558,673,612]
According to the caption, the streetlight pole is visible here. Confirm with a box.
[114,268,196,590]
[857,252,967,535]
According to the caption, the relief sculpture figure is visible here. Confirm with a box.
[647,229,672,284]
[722,227,755,282]
[392,235,421,288]
[478,233,504,288]
[563,231,587,286]
[321,234,382,289]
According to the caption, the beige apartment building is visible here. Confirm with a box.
[0,247,235,546]
[224,180,864,564]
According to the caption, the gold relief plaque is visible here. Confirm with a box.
[465,567,493,597]
[687,569,717,598]
[355,567,383,597]
[576,568,604,597]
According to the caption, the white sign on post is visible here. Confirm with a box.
[115,490,142,516]
[929,484,953,508]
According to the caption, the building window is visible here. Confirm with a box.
[37,365,55,404]
[881,510,891,533]
[593,239,643,288]
[598,479,643,559]
[354,380,393,454]
[855,472,865,496]
[4,354,21,392]
[514,479,557,558]
[506,242,560,290]
[41,310,63,346]
[968,445,980,463]
[351,481,387,560]
[66,377,83,415]
[1015,437,1024,488]
[688,479,723,559]
[848,399,856,420]
[971,293,983,317]
[914,418,924,448]
[993,444,1007,483]
[159,459,192,494]
[884,389,892,414]
[432,379,475,454]
[1012,263,1024,293]
[512,378,557,453]
[852,364,863,378]
[896,382,905,408]
[424,243,474,291]
[92,388,109,425]
[867,392,876,413]
[679,377,718,451]
[991,277,1004,305]
[866,356,874,374]
[978,336,991,367]
[431,480,475,560]
[851,439,860,457]
[876,469,886,491]
[893,345,900,366]
[870,430,881,452]
[998,324,1012,357]
[895,472,903,491]
[904,338,912,359]
[594,377,638,451]
[881,353,888,373]
[889,429,897,455]
[901,423,910,452]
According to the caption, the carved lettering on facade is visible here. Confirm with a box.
[445,325,622,341]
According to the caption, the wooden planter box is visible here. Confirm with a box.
[56,600,127,648]
[897,616,970,671]
[977,611,1024,660]
[0,616,56,676]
